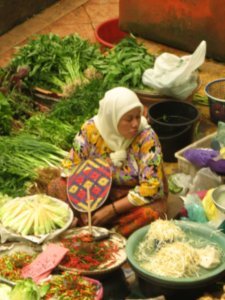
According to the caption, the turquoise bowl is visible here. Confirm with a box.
[126,220,225,290]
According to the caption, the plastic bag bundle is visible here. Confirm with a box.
[183,148,219,168]
[181,193,208,223]
[189,168,222,193]
[142,41,206,100]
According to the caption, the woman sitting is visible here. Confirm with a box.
[48,87,168,237]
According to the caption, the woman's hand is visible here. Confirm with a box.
[92,204,115,226]
[79,196,134,226]
[80,205,115,226]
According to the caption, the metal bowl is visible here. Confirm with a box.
[212,185,225,214]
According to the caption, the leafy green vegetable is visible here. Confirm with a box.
[0,133,68,196]
[9,279,41,300]
[22,113,74,150]
[93,36,155,90]
[10,34,103,95]
[50,78,107,131]
[0,92,13,135]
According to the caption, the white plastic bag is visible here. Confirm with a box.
[142,40,207,100]
[189,167,222,193]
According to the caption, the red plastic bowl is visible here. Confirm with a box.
[95,18,128,48]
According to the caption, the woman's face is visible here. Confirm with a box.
[117,107,142,139]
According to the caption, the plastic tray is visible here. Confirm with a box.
[174,132,217,176]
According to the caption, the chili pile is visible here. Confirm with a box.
[60,234,119,270]
[43,271,101,300]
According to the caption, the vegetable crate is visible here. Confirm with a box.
[174,132,217,177]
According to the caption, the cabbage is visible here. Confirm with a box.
[9,279,41,300]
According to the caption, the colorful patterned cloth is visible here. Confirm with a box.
[48,118,168,236]
[62,118,165,206]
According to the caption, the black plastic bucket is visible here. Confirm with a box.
[148,100,200,162]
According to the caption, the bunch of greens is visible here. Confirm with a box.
[22,113,75,150]
[0,66,39,129]
[0,133,68,196]
[93,36,155,89]
[7,90,37,122]
[9,33,103,95]
[50,78,107,131]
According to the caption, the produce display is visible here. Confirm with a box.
[0,251,36,281]
[0,253,102,300]
[0,34,157,197]
[9,34,103,96]
[58,227,127,275]
[0,194,72,236]
[0,27,221,300]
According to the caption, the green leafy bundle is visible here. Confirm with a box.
[0,133,68,196]
[50,78,107,131]
[94,36,155,89]
[10,33,103,95]
[22,113,75,150]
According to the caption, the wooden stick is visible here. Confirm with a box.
[86,184,92,235]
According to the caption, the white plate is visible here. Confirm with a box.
[0,195,74,244]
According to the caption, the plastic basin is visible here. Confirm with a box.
[95,18,128,48]
[126,221,225,299]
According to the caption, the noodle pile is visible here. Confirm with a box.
[140,241,199,278]
[135,219,221,279]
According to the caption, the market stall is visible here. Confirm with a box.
[0,1,225,299]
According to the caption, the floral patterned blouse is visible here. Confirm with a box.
[62,118,165,206]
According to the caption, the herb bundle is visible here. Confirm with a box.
[10,33,103,95]
[0,134,67,196]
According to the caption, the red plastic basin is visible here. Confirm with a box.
[95,18,128,48]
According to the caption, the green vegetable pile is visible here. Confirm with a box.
[10,278,47,300]
[10,33,103,95]
[94,36,155,90]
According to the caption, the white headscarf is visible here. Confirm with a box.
[94,87,149,167]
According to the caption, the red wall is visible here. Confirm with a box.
[119,0,225,61]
